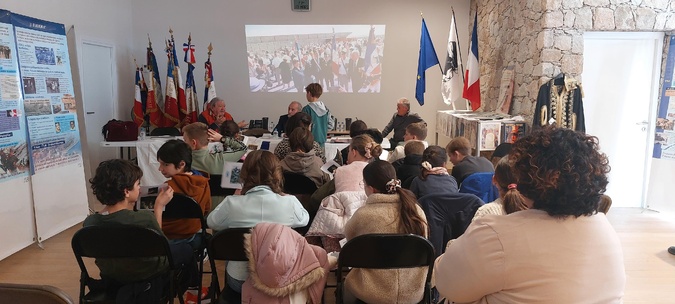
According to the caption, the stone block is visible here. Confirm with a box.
[635,8,657,30]
[564,11,577,27]
[571,34,584,54]
[537,30,555,49]
[610,0,630,4]
[542,62,556,76]
[584,0,610,6]
[653,13,668,30]
[642,0,670,10]
[554,34,572,50]
[614,6,636,30]
[593,7,616,30]
[630,0,643,5]
[544,11,565,28]
[561,54,583,74]
[574,7,593,29]
[665,15,675,31]
[563,0,584,8]
[547,0,563,8]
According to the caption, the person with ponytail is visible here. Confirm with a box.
[343,160,428,303]
[410,145,459,198]
[472,156,530,220]
[333,134,382,192]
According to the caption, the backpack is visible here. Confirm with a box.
[102,119,138,141]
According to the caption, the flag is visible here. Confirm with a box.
[204,43,217,109]
[442,13,464,106]
[463,12,481,111]
[132,66,146,127]
[182,35,199,125]
[415,18,440,106]
[163,39,180,127]
[146,38,164,128]
[171,32,187,125]
[363,25,376,70]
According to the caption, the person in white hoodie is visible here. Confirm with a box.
[280,127,330,189]
[302,83,334,147]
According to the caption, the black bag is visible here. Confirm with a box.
[115,274,169,304]
[102,119,138,141]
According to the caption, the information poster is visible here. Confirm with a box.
[11,13,81,173]
[654,36,675,160]
[0,11,29,181]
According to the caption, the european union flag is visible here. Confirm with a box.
[415,18,440,106]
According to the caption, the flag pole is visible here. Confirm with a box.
[453,7,470,110]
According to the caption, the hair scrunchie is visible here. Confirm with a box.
[364,143,373,159]
[385,178,401,194]
[507,183,517,190]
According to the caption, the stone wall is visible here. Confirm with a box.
[472,0,675,123]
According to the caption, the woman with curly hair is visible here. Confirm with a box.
[434,127,625,303]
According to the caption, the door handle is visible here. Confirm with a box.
[635,121,648,125]
[86,111,95,114]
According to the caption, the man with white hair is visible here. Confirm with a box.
[198,97,247,131]
[273,101,303,136]
[381,97,426,148]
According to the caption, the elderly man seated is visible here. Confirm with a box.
[273,101,302,137]
[198,97,247,131]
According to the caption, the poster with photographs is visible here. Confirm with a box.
[0,13,30,182]
[11,13,82,173]
[654,36,675,160]
[496,66,515,114]
[221,161,243,189]
[479,121,501,151]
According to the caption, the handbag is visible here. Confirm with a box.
[102,119,138,141]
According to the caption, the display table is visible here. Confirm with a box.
[436,111,526,156]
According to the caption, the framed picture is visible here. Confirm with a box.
[479,122,502,151]
[221,162,244,189]
[496,66,515,114]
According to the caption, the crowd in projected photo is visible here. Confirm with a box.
[246,25,385,93]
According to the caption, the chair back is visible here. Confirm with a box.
[150,127,181,136]
[418,193,485,258]
[459,172,498,203]
[283,172,318,195]
[162,193,207,228]
[209,174,238,197]
[336,234,435,304]
[0,283,75,304]
[208,228,250,262]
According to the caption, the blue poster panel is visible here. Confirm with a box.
[653,36,675,160]
[0,10,29,181]
[10,13,82,173]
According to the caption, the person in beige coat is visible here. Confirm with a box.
[280,127,330,188]
[343,160,429,303]
[434,127,626,303]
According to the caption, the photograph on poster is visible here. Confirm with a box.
[51,104,62,114]
[0,111,20,132]
[0,142,29,179]
[480,122,501,150]
[656,118,674,130]
[34,46,55,65]
[69,120,75,131]
[221,161,243,189]
[45,77,59,93]
[62,94,76,112]
[0,44,11,59]
[24,99,51,116]
[245,24,385,93]
[22,76,36,94]
[655,132,667,144]
[54,122,61,133]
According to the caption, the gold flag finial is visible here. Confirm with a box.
[207,43,213,58]
[147,34,152,48]
[169,27,173,36]
[188,32,192,43]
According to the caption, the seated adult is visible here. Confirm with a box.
[280,127,330,189]
[381,97,425,148]
[216,120,244,142]
[472,156,529,221]
[446,137,494,185]
[207,150,310,293]
[387,121,428,162]
[273,101,302,137]
[84,159,197,291]
[337,120,368,165]
[273,112,326,162]
[393,140,425,188]
[183,122,246,175]
[198,97,247,130]
[410,145,458,198]
[156,140,211,249]
[434,127,625,303]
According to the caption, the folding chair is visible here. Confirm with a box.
[336,234,435,304]
[71,225,181,304]
[459,172,499,203]
[207,228,251,304]
[0,283,75,304]
[150,127,181,136]
[283,172,318,235]
[162,194,217,304]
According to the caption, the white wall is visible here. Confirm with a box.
[131,0,471,142]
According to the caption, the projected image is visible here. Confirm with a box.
[245,25,385,93]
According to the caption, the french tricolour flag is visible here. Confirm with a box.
[463,12,481,111]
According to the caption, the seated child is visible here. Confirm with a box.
[337,120,368,165]
[84,159,197,291]
[410,145,459,198]
[393,140,425,188]
[183,122,246,175]
[274,112,326,163]
[281,127,330,188]
[388,121,428,162]
[157,139,211,248]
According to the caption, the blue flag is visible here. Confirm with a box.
[415,18,440,105]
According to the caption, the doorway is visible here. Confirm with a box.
[81,42,117,173]
[582,32,663,208]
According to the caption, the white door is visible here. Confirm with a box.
[81,42,116,171]
[582,32,662,208]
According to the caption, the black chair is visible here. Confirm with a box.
[283,172,319,235]
[207,228,251,304]
[336,234,435,304]
[490,142,512,166]
[162,194,216,304]
[208,174,238,197]
[0,283,75,304]
[417,193,485,258]
[150,127,181,136]
[71,225,181,304]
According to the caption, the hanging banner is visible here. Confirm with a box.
[10,13,82,173]
[0,10,29,181]
[653,35,675,160]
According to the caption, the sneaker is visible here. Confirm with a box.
[669,246,675,255]
[184,287,211,304]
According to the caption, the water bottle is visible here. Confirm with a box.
[139,127,146,141]
[272,130,279,138]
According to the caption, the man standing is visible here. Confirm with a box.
[274,101,302,136]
